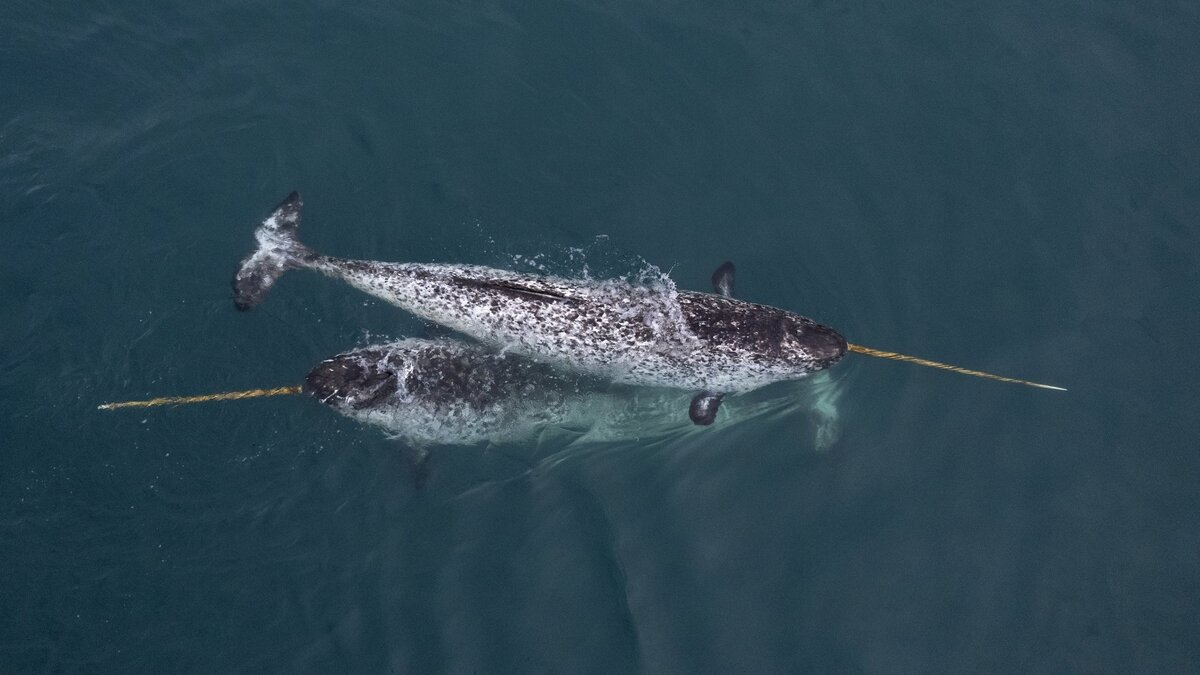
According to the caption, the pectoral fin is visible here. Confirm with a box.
[689,391,725,426]
[711,261,735,298]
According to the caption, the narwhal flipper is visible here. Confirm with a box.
[711,261,735,297]
[692,261,736,425]
[689,391,724,425]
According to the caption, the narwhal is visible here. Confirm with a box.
[234,193,847,425]
[302,338,839,447]
[100,337,844,449]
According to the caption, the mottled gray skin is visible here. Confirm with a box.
[304,339,588,445]
[236,193,846,394]
[304,338,845,449]
[311,259,845,392]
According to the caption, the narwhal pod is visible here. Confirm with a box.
[303,338,844,449]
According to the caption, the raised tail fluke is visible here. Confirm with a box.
[232,192,312,311]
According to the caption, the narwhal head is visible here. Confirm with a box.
[303,345,403,411]
[708,305,847,377]
[778,315,848,375]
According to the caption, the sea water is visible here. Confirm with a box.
[2,1,1198,671]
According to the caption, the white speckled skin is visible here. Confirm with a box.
[306,256,846,392]
[305,339,845,448]
[235,193,846,394]
[304,339,582,446]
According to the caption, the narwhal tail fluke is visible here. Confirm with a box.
[847,344,1067,391]
[233,192,313,311]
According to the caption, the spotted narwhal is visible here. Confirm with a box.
[304,338,843,449]
[235,192,847,425]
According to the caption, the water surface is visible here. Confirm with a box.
[2,1,1198,671]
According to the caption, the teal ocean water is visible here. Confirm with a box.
[3,1,1199,671]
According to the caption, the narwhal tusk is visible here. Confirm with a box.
[97,385,303,410]
[846,344,1066,391]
